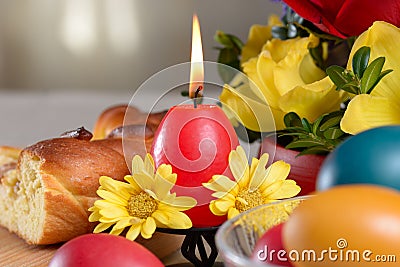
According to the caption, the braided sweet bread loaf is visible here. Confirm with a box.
[0,105,166,245]
[0,137,130,244]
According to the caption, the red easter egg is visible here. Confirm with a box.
[49,234,164,267]
[151,104,239,227]
[252,223,293,266]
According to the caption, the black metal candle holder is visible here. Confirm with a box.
[157,227,222,267]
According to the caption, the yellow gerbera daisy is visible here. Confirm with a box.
[203,146,300,219]
[88,154,197,241]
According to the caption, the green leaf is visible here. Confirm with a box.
[322,110,345,120]
[284,112,302,127]
[279,133,306,137]
[341,81,360,94]
[366,69,393,94]
[312,115,325,135]
[323,127,344,139]
[214,31,232,48]
[214,31,243,51]
[229,34,244,51]
[326,65,348,89]
[286,139,325,149]
[217,48,241,83]
[360,57,385,94]
[283,126,309,133]
[301,118,312,132]
[218,48,240,67]
[352,46,370,78]
[320,116,342,131]
[296,146,331,157]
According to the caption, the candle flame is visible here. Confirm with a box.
[189,13,204,98]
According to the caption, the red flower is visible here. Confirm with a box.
[282,0,400,38]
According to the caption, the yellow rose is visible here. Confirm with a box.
[241,15,282,65]
[221,35,346,131]
[341,21,400,134]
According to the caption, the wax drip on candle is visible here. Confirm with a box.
[193,85,203,109]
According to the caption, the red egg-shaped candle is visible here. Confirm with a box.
[151,104,239,227]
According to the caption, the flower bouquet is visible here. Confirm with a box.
[214,0,400,193]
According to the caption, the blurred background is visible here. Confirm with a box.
[0,0,281,146]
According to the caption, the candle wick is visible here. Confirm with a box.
[193,85,203,109]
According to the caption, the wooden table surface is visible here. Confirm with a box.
[0,227,190,267]
[0,227,58,267]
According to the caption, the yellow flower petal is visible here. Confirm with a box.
[144,189,157,200]
[126,224,141,241]
[241,15,282,64]
[99,216,121,223]
[244,56,278,104]
[93,222,114,233]
[174,214,193,229]
[299,54,326,84]
[203,175,237,192]
[123,175,142,192]
[162,210,193,229]
[88,210,101,222]
[144,153,155,175]
[249,157,259,179]
[142,217,156,238]
[113,217,133,230]
[214,199,234,213]
[279,77,345,122]
[110,225,125,236]
[267,180,301,200]
[156,164,177,184]
[273,50,307,96]
[88,206,97,212]
[96,189,128,206]
[255,52,281,108]
[154,171,175,200]
[261,181,284,198]
[93,199,115,210]
[99,176,136,199]
[227,207,240,219]
[152,210,169,226]
[249,153,270,191]
[100,206,130,218]
[132,173,154,191]
[132,154,144,175]
[229,146,249,185]
[167,196,197,211]
[210,201,227,216]
[259,160,291,192]
[220,84,280,131]
[341,94,400,134]
[99,176,125,193]
[211,191,236,202]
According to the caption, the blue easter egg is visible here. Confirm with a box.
[317,126,400,191]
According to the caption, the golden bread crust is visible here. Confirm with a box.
[24,138,129,197]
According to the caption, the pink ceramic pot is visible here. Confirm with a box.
[260,137,326,195]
